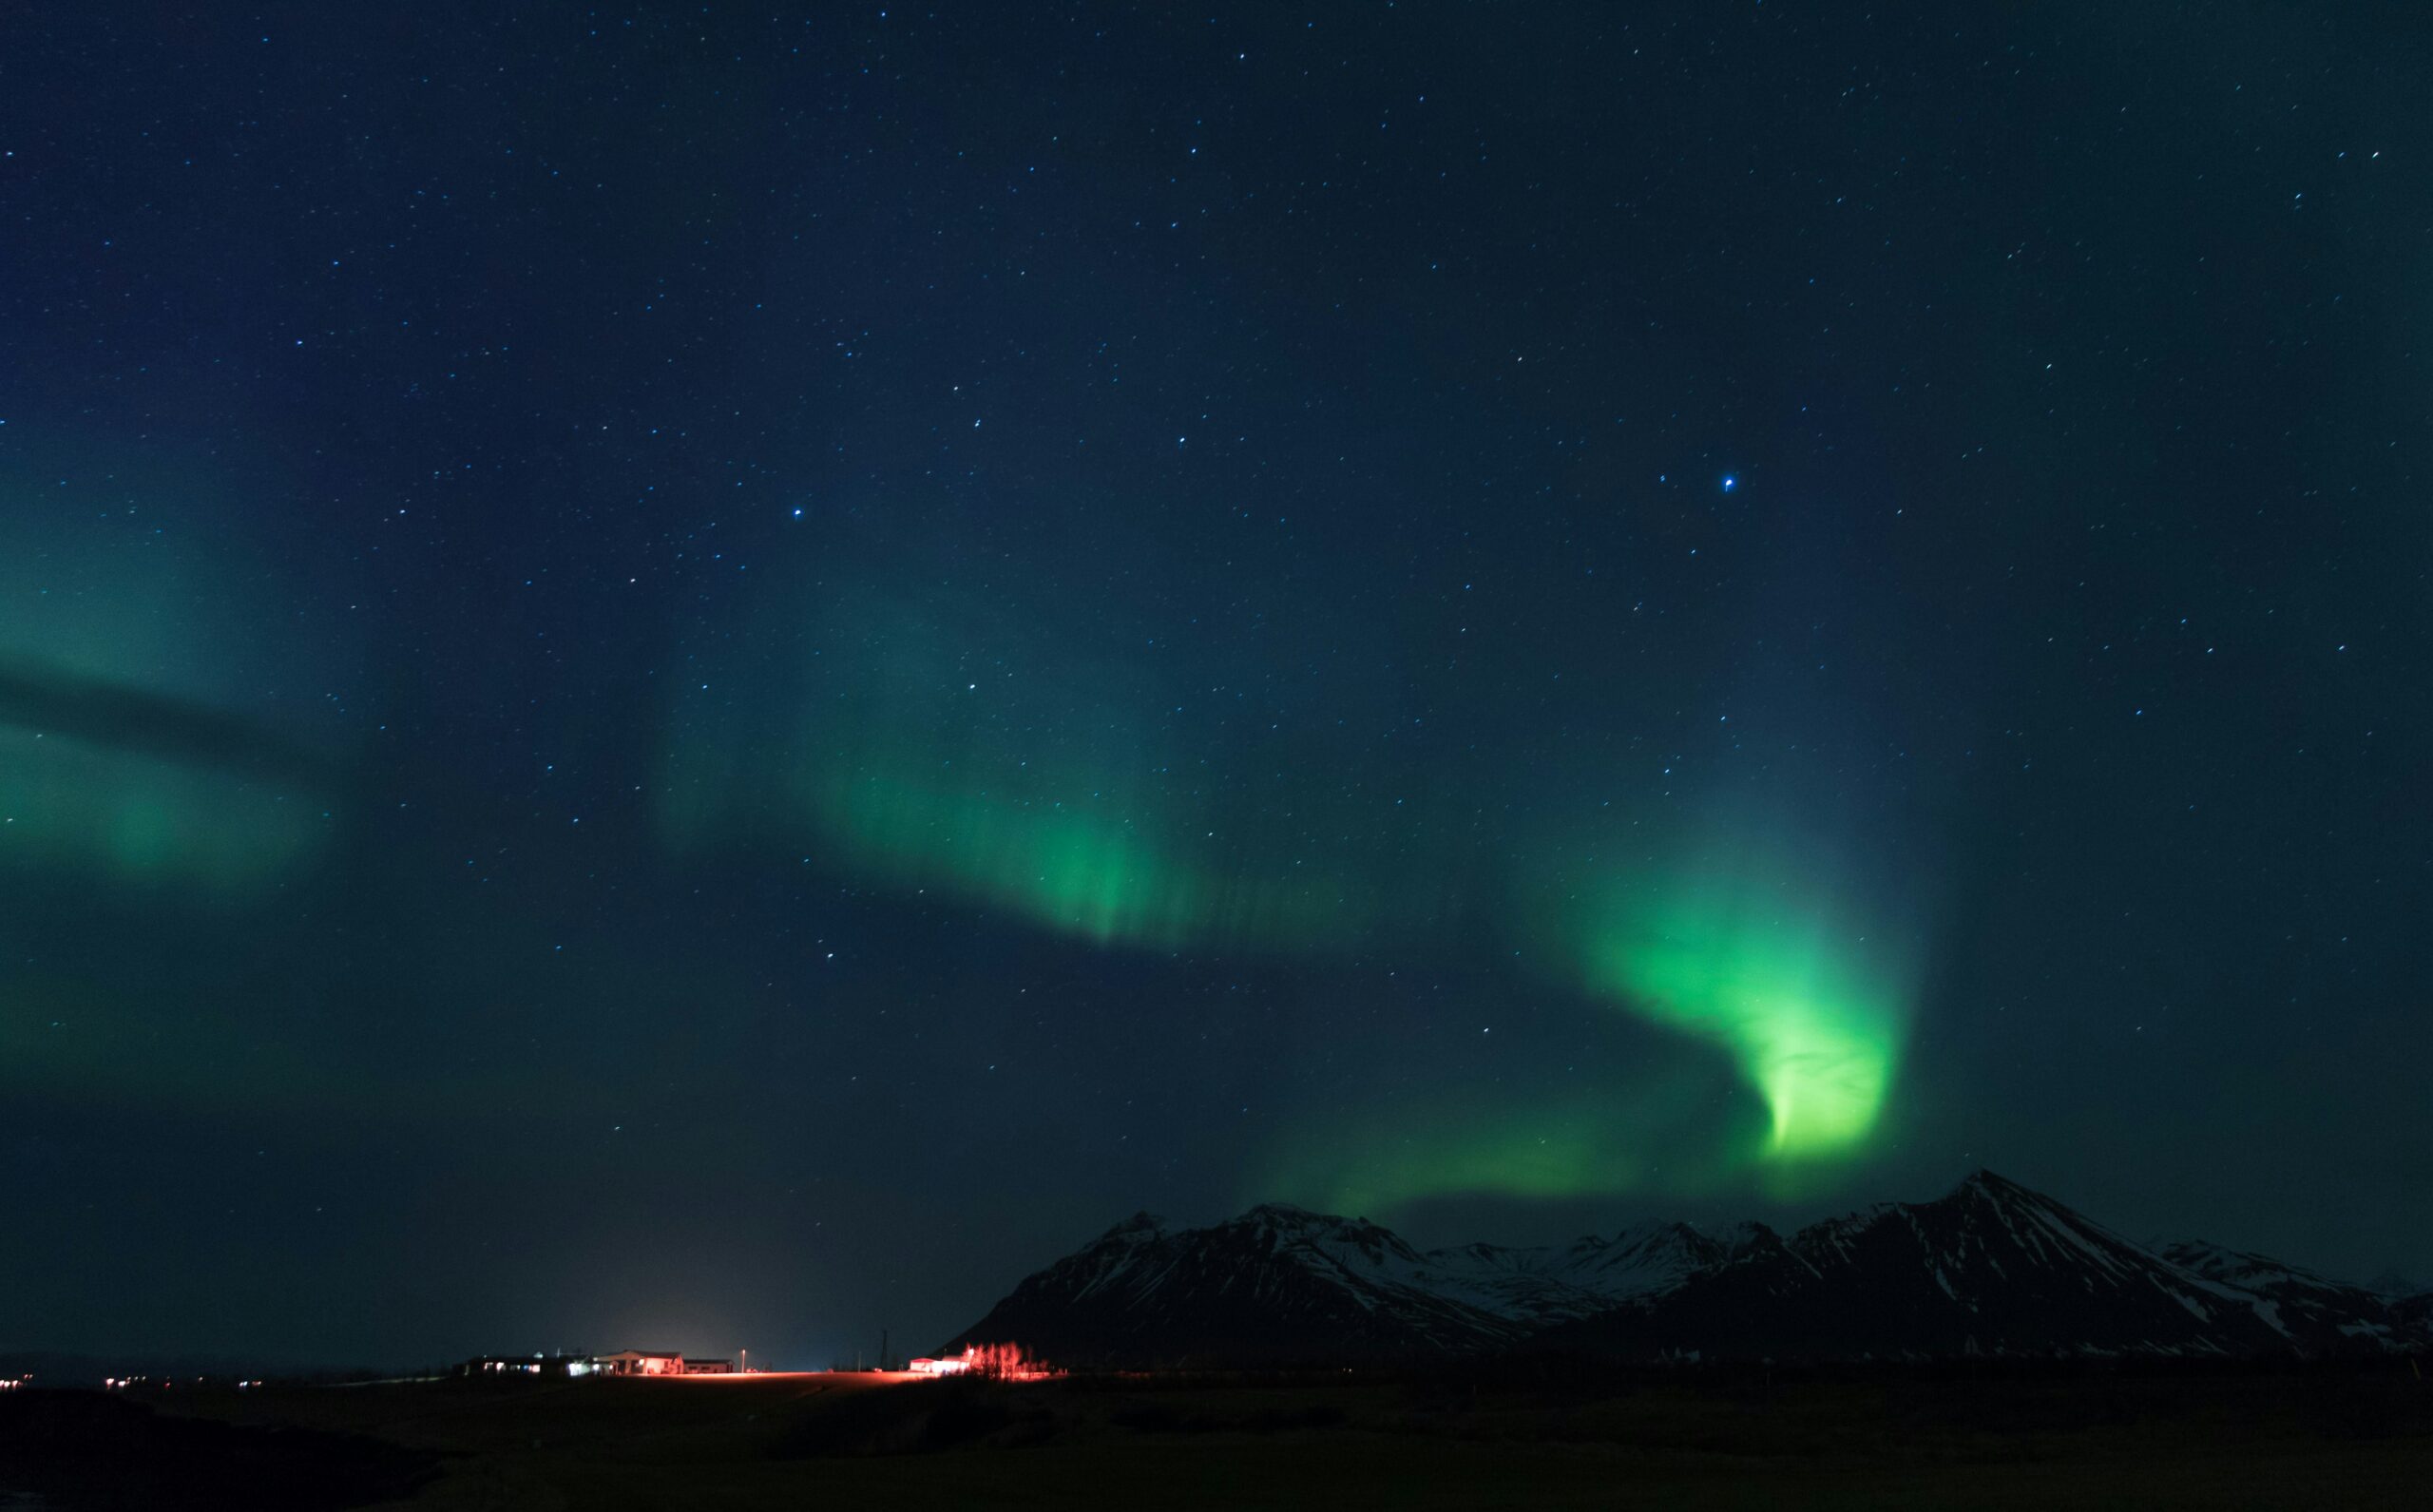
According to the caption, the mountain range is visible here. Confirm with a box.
[944,1171,2433,1367]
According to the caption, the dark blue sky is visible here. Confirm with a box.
[5,2,2429,1368]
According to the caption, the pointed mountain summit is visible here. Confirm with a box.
[1102,1211,1168,1238]
[941,1203,1753,1367]
[941,1200,1517,1365]
[948,1173,2433,1368]
[1545,1168,2297,1361]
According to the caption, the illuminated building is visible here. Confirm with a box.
[590,1349,686,1376]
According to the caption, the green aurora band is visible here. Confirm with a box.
[0,725,326,894]
[1262,827,1921,1216]
[800,765,1360,951]
[659,584,1370,952]
[1262,1069,1764,1218]
[669,570,1919,1200]
[0,470,346,897]
[1570,856,1915,1165]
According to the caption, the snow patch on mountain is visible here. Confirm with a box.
[947,1172,2433,1367]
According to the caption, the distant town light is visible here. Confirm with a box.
[905,1343,1054,1382]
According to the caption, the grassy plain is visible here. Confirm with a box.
[24,1356,2433,1509]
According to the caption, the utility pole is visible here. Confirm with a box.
[880,1328,891,1372]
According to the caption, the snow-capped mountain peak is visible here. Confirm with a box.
[945,1173,2433,1368]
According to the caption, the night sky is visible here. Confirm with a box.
[7,3,2430,1370]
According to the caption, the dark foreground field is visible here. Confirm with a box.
[10,1357,2433,1509]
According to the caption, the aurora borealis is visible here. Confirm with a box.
[659,583,1372,952]
[1571,837,1919,1168]
[0,479,349,899]
[9,3,2433,1373]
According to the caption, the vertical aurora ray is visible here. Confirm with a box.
[797,764,1352,951]
[660,580,1370,952]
